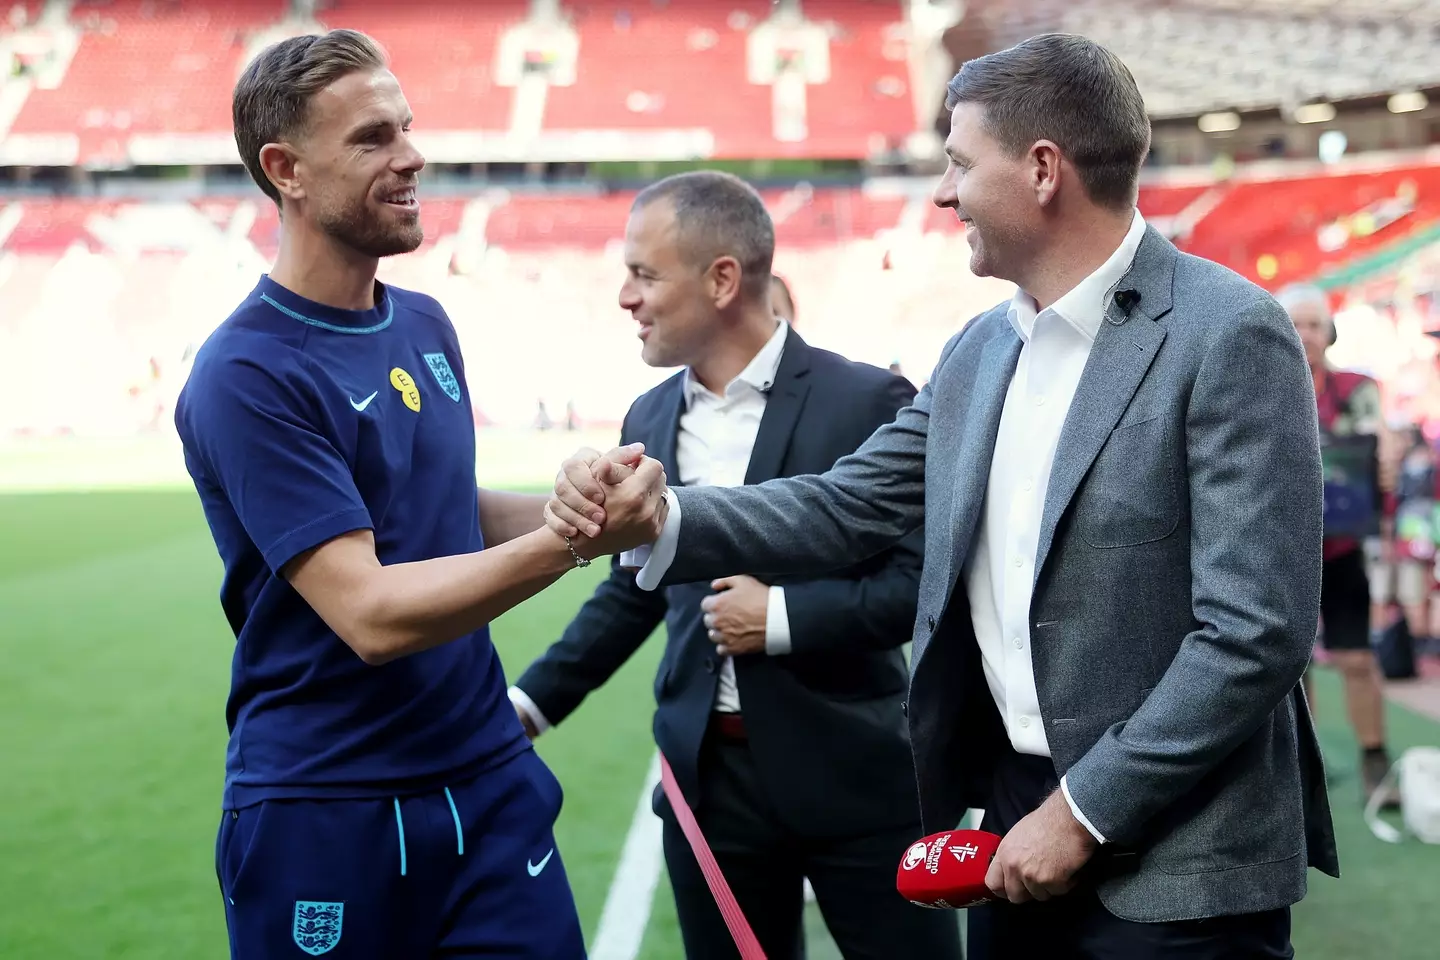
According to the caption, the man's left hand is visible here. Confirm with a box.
[700,576,769,656]
[985,788,1098,904]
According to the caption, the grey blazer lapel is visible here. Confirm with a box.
[941,327,1022,612]
[1034,228,1177,581]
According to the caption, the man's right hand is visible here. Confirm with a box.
[544,443,646,538]
[545,448,667,559]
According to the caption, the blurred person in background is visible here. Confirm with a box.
[770,272,796,324]
[1279,283,1401,810]
[175,29,665,959]
[1387,423,1437,650]
[512,171,963,960]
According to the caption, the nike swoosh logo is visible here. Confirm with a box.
[350,390,378,412]
[527,848,555,877]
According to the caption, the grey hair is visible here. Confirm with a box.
[632,171,775,300]
[233,29,389,208]
[1274,282,1332,322]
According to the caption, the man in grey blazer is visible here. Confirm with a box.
[547,33,1338,959]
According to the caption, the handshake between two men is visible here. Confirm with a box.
[534,440,1102,911]
[541,442,773,661]
[543,442,664,561]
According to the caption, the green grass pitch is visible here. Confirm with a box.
[2,488,1437,958]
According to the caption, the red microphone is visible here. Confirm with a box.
[895,829,1003,909]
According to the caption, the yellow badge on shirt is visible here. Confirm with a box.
[390,367,421,412]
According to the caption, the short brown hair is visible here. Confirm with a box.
[233,29,388,207]
[633,170,775,301]
[945,33,1150,210]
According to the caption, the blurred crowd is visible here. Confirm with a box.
[1329,249,1440,657]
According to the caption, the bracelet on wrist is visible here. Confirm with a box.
[563,535,591,568]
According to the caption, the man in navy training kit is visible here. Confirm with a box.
[174,30,666,959]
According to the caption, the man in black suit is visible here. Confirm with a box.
[510,171,962,960]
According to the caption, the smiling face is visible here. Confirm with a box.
[930,36,1153,287]
[283,67,426,258]
[931,102,1040,282]
[618,198,719,369]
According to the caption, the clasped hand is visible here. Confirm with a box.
[544,443,668,560]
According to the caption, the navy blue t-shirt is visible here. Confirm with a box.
[175,275,529,809]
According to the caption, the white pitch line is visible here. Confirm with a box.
[589,751,665,960]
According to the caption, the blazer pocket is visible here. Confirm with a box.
[1078,416,1180,549]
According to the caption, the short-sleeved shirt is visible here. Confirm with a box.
[174,275,528,809]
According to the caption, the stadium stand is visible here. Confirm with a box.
[1063,2,1440,118]
[0,0,924,163]
[310,0,528,132]
[9,0,288,153]
[2,0,1440,441]
[543,0,776,155]
[6,152,1437,439]
[947,0,1440,119]
[482,192,642,250]
[773,0,914,157]
[1180,160,1440,287]
[3,195,117,251]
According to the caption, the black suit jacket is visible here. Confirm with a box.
[516,329,925,839]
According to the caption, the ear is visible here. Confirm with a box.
[708,256,743,310]
[1029,140,1063,207]
[258,142,305,204]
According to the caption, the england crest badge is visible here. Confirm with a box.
[423,351,461,403]
[292,900,344,956]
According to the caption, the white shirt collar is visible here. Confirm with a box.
[1007,208,1148,344]
[682,319,789,408]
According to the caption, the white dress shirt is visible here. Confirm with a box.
[631,211,1149,842]
[969,208,1147,842]
[512,320,793,733]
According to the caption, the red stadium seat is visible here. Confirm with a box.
[314,0,529,132]
[11,0,286,139]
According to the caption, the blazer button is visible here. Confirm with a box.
[901,701,908,717]
[927,615,936,631]
[704,658,717,674]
